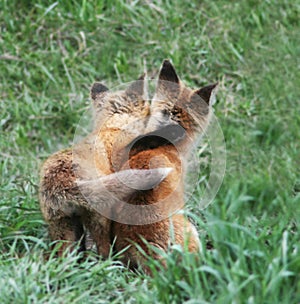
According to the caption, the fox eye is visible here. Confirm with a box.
[172,108,180,115]
[170,107,182,122]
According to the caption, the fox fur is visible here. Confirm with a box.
[39,60,217,270]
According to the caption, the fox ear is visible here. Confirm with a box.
[125,73,147,98]
[193,83,218,105]
[90,82,109,101]
[156,60,180,99]
[158,60,179,83]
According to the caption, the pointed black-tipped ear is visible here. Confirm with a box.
[158,59,179,83]
[90,82,109,101]
[125,73,146,97]
[156,60,180,99]
[194,83,218,105]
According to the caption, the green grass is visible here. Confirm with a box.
[0,0,299,303]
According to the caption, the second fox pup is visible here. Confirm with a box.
[39,60,217,270]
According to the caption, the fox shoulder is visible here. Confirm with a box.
[39,149,80,220]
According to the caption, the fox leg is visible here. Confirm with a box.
[117,241,166,275]
[171,214,200,253]
[39,149,87,256]
[82,213,111,258]
[48,215,86,256]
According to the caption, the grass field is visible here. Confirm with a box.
[0,0,299,303]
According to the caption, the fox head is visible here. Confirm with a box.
[89,74,150,173]
[91,74,149,135]
[146,60,217,147]
[88,60,217,173]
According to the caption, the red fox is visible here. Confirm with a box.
[39,60,217,270]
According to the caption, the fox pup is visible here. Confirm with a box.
[39,60,217,270]
[39,73,156,257]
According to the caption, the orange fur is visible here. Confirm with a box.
[39,60,217,271]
